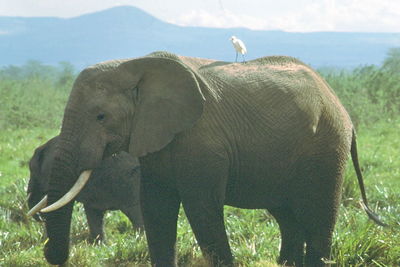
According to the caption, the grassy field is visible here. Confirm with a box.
[1,53,399,266]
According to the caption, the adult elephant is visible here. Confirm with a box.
[31,51,385,266]
[27,136,143,242]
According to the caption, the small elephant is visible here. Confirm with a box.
[27,136,143,242]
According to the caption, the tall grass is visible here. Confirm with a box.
[0,51,399,266]
[0,61,73,130]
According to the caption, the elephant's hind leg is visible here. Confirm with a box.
[268,207,305,267]
[291,155,346,267]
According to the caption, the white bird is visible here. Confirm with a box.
[230,36,247,63]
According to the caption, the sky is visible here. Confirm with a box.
[0,0,399,32]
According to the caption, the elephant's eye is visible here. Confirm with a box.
[96,113,106,122]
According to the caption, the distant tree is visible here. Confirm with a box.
[381,48,400,112]
[0,60,58,81]
[382,47,400,74]
[363,48,400,114]
[22,60,56,80]
[56,61,76,87]
[0,65,24,79]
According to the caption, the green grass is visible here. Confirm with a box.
[1,124,398,266]
[1,56,400,266]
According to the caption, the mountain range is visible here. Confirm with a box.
[1,6,400,69]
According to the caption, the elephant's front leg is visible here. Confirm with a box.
[141,178,181,266]
[83,205,105,243]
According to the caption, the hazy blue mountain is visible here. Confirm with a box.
[1,6,399,69]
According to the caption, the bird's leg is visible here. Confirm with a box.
[235,52,238,63]
[242,54,246,63]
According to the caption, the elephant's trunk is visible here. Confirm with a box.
[43,137,79,265]
[44,201,73,265]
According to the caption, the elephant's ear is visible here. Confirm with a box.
[120,57,205,157]
[28,144,45,193]
[28,137,58,192]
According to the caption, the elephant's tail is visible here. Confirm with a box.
[351,129,388,227]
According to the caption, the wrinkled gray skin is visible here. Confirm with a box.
[42,51,383,266]
[28,136,143,242]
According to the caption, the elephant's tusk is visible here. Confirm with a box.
[41,170,92,213]
[27,195,48,216]
[27,192,32,200]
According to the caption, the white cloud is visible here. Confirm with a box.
[280,0,400,32]
[168,9,272,30]
[168,0,400,32]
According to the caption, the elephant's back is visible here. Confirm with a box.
[180,54,353,159]
[196,55,353,162]
[203,55,351,133]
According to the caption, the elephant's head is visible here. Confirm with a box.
[35,52,206,265]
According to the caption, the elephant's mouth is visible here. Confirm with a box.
[103,136,126,160]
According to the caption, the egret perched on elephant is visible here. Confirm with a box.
[230,35,247,62]
[29,51,385,267]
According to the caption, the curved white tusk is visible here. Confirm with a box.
[41,170,92,213]
[27,195,48,216]
[27,192,32,200]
